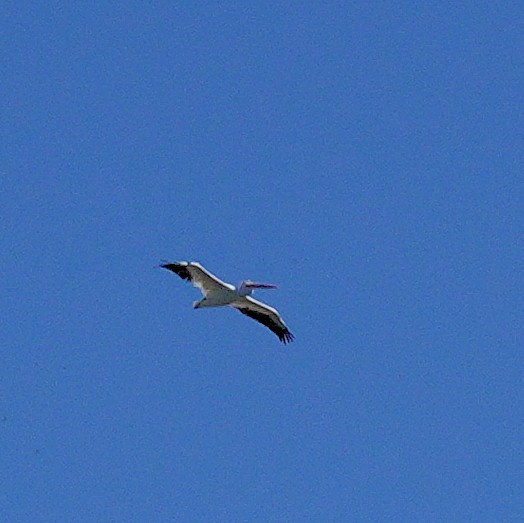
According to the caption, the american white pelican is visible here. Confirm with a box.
[160,261,295,344]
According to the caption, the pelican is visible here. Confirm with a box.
[160,261,295,344]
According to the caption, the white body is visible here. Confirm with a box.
[194,288,240,308]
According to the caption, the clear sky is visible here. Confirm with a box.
[2,3,522,521]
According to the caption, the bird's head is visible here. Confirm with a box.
[239,280,277,295]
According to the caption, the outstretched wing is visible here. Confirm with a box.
[231,296,295,344]
[160,261,235,295]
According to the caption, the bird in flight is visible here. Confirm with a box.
[160,261,295,344]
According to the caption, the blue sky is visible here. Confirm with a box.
[2,2,522,521]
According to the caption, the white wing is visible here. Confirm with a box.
[160,261,235,295]
[231,296,295,344]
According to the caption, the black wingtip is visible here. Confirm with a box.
[159,261,192,282]
[280,331,295,344]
